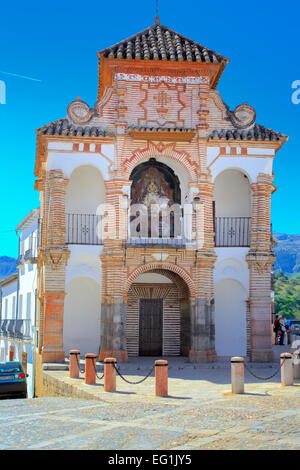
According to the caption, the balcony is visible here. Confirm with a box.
[16,254,24,267]
[0,319,8,336]
[66,213,104,245]
[65,214,251,248]
[24,249,38,264]
[0,319,32,340]
[214,217,251,247]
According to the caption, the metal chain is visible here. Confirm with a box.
[92,360,104,380]
[243,358,286,381]
[112,363,155,385]
[75,355,85,375]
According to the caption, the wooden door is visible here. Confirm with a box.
[139,299,163,356]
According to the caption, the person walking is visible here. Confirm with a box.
[274,315,280,345]
[279,315,286,345]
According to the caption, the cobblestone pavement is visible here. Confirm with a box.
[0,362,299,450]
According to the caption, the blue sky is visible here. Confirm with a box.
[0,0,299,258]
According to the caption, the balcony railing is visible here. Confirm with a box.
[0,319,32,340]
[126,237,188,248]
[66,213,104,245]
[24,249,38,264]
[65,213,251,248]
[214,217,251,247]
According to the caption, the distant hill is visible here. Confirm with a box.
[0,256,17,281]
[273,233,300,275]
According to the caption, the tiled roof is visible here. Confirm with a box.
[36,119,114,137]
[37,120,288,143]
[208,124,288,142]
[99,22,228,64]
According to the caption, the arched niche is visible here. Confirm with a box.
[213,168,251,217]
[66,165,106,214]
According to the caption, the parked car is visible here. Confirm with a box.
[0,361,28,399]
[289,320,300,336]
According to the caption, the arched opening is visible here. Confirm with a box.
[213,169,251,247]
[215,279,247,357]
[65,165,106,244]
[63,276,101,356]
[129,159,181,238]
[126,269,190,357]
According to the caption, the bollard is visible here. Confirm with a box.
[281,353,294,386]
[293,350,300,380]
[155,360,168,397]
[104,357,117,392]
[69,350,80,379]
[231,357,244,394]
[9,345,15,361]
[21,352,27,375]
[85,354,96,385]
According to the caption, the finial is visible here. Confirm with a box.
[155,0,160,25]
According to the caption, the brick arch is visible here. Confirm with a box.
[123,141,198,181]
[125,262,195,297]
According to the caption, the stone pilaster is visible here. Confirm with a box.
[99,258,128,362]
[247,173,275,362]
[98,179,129,362]
[189,254,217,363]
[39,170,70,363]
[246,254,275,362]
[188,172,217,363]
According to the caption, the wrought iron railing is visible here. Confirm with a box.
[16,254,24,267]
[214,217,251,247]
[66,213,104,245]
[65,213,251,248]
[0,319,32,340]
[126,237,188,248]
[0,319,8,336]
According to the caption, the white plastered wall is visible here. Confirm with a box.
[214,248,249,357]
[208,147,274,184]
[46,146,114,180]
[64,246,103,356]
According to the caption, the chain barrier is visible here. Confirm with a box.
[75,354,85,375]
[92,360,104,380]
[112,363,155,385]
[243,357,286,381]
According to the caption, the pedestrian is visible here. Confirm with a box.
[274,315,280,345]
[285,318,291,345]
[279,315,286,345]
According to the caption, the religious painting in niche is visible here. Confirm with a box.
[130,159,181,238]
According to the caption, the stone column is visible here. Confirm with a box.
[189,255,217,362]
[189,174,217,363]
[40,170,70,363]
[98,179,128,362]
[246,173,275,362]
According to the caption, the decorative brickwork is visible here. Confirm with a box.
[33,21,287,365]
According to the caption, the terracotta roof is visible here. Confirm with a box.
[208,124,288,142]
[37,120,288,144]
[99,22,228,64]
[36,119,114,137]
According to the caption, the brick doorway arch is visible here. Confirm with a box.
[126,268,191,357]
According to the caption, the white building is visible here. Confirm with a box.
[0,208,40,397]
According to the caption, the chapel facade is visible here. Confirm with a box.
[34,19,288,364]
